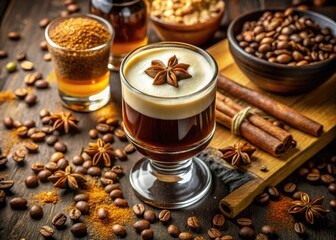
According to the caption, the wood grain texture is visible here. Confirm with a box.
[207,39,336,217]
[0,0,335,240]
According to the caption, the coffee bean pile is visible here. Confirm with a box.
[236,8,336,66]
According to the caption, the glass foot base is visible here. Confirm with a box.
[129,157,212,209]
[59,86,110,112]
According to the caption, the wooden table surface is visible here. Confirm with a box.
[0,0,335,240]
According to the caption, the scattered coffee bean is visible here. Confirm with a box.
[321,174,335,185]
[187,215,200,229]
[74,194,89,202]
[31,132,46,142]
[0,156,8,168]
[329,199,336,210]
[75,166,87,174]
[104,171,118,181]
[40,40,48,50]
[54,141,67,153]
[168,224,180,237]
[239,226,254,238]
[110,224,126,238]
[208,228,221,239]
[159,209,171,222]
[76,201,89,214]
[69,208,81,220]
[60,9,70,17]
[29,204,43,219]
[16,51,26,61]
[57,158,68,170]
[41,126,54,134]
[133,203,145,217]
[39,18,50,28]
[8,31,20,40]
[0,179,14,189]
[124,143,135,153]
[3,117,14,128]
[27,128,39,137]
[35,80,49,89]
[41,116,51,125]
[237,217,253,226]
[82,160,93,169]
[110,189,123,200]
[0,190,6,204]
[87,166,101,176]
[45,162,58,172]
[43,53,52,61]
[40,225,54,238]
[294,222,305,234]
[114,198,128,208]
[24,73,37,85]
[97,116,107,123]
[50,152,64,163]
[6,61,17,72]
[141,229,154,240]
[114,148,127,160]
[220,235,234,240]
[17,126,28,138]
[25,175,39,188]
[134,220,150,233]
[96,123,110,133]
[256,233,269,240]
[284,182,297,194]
[13,148,27,163]
[25,141,39,152]
[115,129,127,141]
[31,163,44,173]
[328,183,336,194]
[0,50,8,58]
[67,3,80,13]
[98,207,109,220]
[89,129,99,139]
[20,61,34,71]
[15,88,28,99]
[39,108,50,118]
[71,222,87,237]
[213,213,225,227]
[261,225,275,236]
[292,191,304,200]
[52,213,67,227]
[102,133,114,143]
[179,232,193,240]
[106,117,119,126]
[144,210,156,223]
[38,169,52,182]
[259,164,268,171]
[306,172,320,182]
[24,93,37,106]
[72,155,84,165]
[327,164,336,175]
[105,183,120,193]
[254,192,269,204]
[111,165,124,176]
[100,177,113,186]
[267,186,280,199]
[10,197,27,209]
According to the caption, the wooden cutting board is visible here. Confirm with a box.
[206,39,336,218]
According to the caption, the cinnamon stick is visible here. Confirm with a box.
[217,75,323,137]
[216,92,293,145]
[215,110,284,156]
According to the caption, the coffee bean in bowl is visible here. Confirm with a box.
[227,8,336,94]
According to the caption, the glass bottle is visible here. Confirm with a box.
[90,0,149,70]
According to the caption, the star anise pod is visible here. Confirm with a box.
[288,192,329,224]
[48,166,86,190]
[144,55,192,88]
[84,138,115,167]
[50,111,79,134]
[219,142,256,166]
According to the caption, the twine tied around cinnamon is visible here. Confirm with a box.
[231,106,253,136]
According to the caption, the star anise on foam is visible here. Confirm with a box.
[48,166,87,190]
[219,142,256,166]
[50,111,79,134]
[144,55,192,88]
[288,192,329,224]
[84,138,115,167]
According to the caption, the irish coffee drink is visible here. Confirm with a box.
[120,42,218,208]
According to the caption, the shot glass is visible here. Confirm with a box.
[45,14,114,112]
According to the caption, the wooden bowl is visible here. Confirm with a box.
[227,9,336,94]
[150,8,224,46]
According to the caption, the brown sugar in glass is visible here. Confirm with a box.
[90,0,149,70]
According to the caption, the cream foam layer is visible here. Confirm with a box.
[122,47,216,119]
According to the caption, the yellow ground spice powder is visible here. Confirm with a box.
[0,90,16,103]
[80,179,133,240]
[30,189,60,205]
[49,17,110,50]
